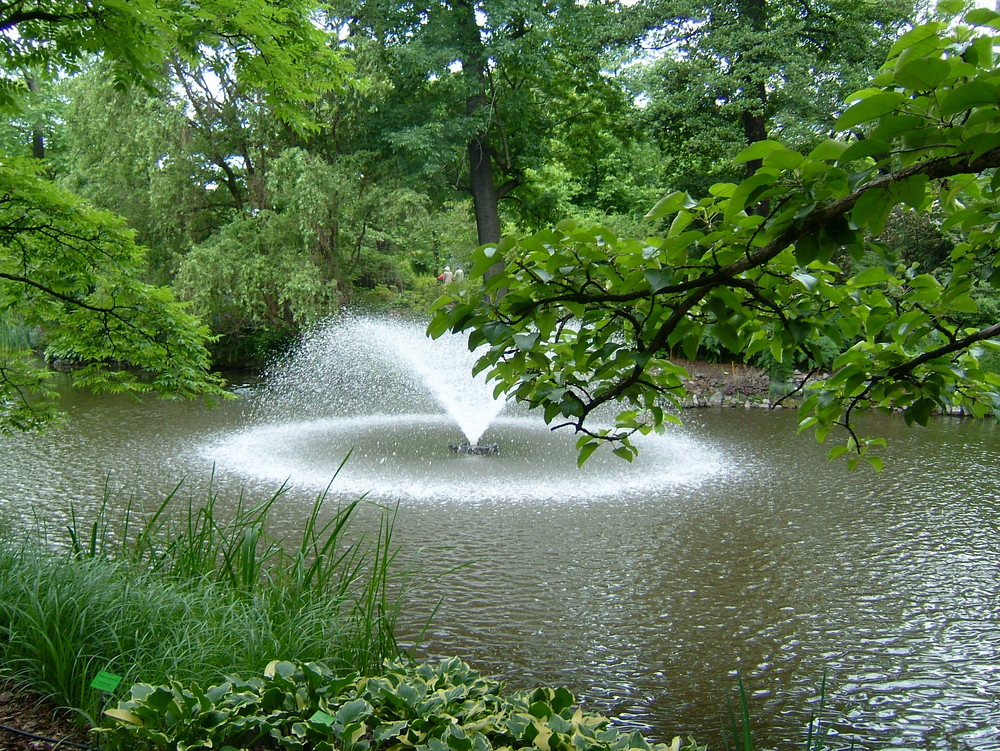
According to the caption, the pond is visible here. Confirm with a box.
[2,356,999,751]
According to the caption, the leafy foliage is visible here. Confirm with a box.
[98,657,702,751]
[430,9,1000,466]
[629,0,917,192]
[0,157,229,432]
[0,0,358,431]
[0,0,350,132]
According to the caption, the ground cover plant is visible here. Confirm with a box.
[0,482,408,724]
[97,656,702,751]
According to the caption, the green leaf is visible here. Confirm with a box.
[939,80,999,117]
[894,57,951,90]
[612,445,635,462]
[645,191,696,219]
[903,398,936,427]
[808,139,849,161]
[733,140,785,163]
[576,441,599,467]
[852,267,890,286]
[887,22,946,59]
[724,172,777,222]
[643,269,673,293]
[793,232,823,265]
[851,186,893,234]
[513,332,539,351]
[839,138,890,165]
[835,92,905,131]
[104,708,144,726]
[965,7,1000,26]
[936,0,964,12]
[762,148,804,170]
[890,174,929,210]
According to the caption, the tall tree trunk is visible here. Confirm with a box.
[467,112,501,246]
[26,76,44,160]
[457,0,504,280]
[740,0,769,215]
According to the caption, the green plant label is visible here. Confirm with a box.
[90,671,123,693]
[310,710,335,726]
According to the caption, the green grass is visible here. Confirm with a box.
[0,478,413,724]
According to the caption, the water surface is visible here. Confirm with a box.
[1,385,998,751]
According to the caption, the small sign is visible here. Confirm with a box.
[309,710,335,726]
[90,671,123,693]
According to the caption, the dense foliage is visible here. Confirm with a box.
[430,6,1000,466]
[0,0,349,429]
[98,657,702,751]
[0,156,228,432]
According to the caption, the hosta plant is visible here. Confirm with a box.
[97,657,702,751]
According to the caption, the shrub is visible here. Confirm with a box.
[97,657,703,751]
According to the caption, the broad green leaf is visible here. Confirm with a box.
[104,708,144,726]
[963,131,1000,161]
[838,138,890,165]
[808,139,849,161]
[763,148,804,170]
[887,22,946,59]
[734,140,785,163]
[852,267,890,286]
[890,174,929,210]
[894,57,950,90]
[513,332,539,351]
[724,172,777,222]
[576,440,599,467]
[835,92,905,131]
[903,397,936,427]
[939,80,999,117]
[936,0,964,12]
[965,7,1000,26]
[851,186,893,234]
[668,210,695,236]
[645,191,696,219]
[643,269,673,293]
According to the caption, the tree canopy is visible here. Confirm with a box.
[430,6,1000,468]
[0,0,349,431]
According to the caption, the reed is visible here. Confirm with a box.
[0,477,411,723]
[725,673,834,751]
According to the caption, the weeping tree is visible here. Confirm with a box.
[430,7,1000,468]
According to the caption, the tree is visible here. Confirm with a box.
[628,0,919,193]
[430,7,1000,468]
[0,0,349,431]
[328,0,637,247]
[0,158,227,432]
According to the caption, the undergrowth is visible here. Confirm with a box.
[0,479,411,724]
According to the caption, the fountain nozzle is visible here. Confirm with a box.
[449,442,500,456]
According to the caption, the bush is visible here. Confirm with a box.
[98,657,703,751]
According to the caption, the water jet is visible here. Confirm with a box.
[205,316,725,501]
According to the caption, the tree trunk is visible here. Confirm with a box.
[456,0,504,280]
[26,76,44,160]
[467,117,501,246]
[740,0,769,215]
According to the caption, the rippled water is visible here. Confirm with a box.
[1,384,998,751]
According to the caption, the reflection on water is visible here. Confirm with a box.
[1,386,999,750]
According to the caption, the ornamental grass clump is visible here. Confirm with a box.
[0,480,409,723]
[97,657,703,751]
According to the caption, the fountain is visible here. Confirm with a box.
[204,316,728,502]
